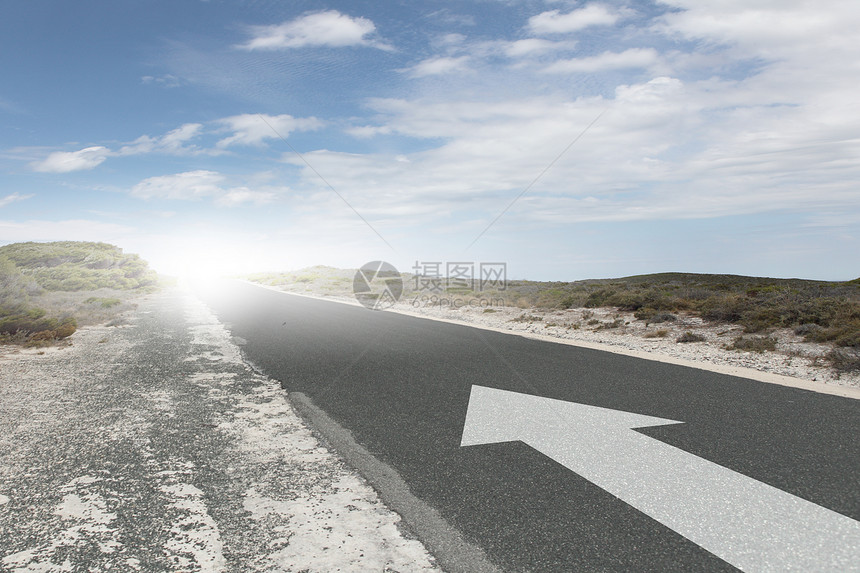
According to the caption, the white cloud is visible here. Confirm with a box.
[160,123,203,151]
[276,55,860,236]
[141,74,181,88]
[215,188,276,207]
[129,170,281,207]
[0,193,33,208]
[502,38,577,58]
[131,170,225,201]
[26,114,317,175]
[528,5,619,35]
[120,123,205,155]
[237,10,390,51]
[346,124,393,139]
[31,123,207,174]
[655,0,859,57]
[31,146,111,173]
[406,56,471,78]
[542,48,659,73]
[216,113,322,147]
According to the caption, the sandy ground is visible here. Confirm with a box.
[0,288,440,572]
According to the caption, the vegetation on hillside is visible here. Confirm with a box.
[0,241,158,345]
[502,273,860,347]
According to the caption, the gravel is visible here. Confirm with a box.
[0,288,441,572]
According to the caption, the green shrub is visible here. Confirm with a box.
[596,318,625,330]
[0,313,58,336]
[802,320,860,347]
[85,297,121,308]
[0,242,158,292]
[635,308,677,324]
[560,293,586,309]
[828,348,860,372]
[699,295,750,323]
[794,323,822,336]
[730,336,777,353]
[605,291,647,311]
[585,289,616,308]
[54,320,76,339]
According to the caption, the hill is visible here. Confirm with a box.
[0,241,159,344]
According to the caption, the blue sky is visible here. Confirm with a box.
[1,0,858,280]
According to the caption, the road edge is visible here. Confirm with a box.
[288,392,503,573]
[243,281,860,401]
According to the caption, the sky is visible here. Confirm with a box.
[1,0,858,281]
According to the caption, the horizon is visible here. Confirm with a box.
[2,1,859,282]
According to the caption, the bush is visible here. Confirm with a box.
[597,318,625,330]
[741,308,782,333]
[0,242,158,292]
[54,319,77,339]
[560,293,586,309]
[794,323,822,336]
[677,331,705,343]
[635,308,677,324]
[730,336,777,353]
[85,297,121,308]
[605,291,647,311]
[828,348,860,372]
[0,312,58,336]
[644,329,669,338]
[29,330,57,342]
[802,320,860,347]
[699,295,750,323]
[835,330,860,348]
[584,289,616,308]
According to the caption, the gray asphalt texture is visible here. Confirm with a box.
[200,280,860,572]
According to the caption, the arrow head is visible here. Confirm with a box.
[460,385,682,447]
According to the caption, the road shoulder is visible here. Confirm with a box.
[0,287,441,572]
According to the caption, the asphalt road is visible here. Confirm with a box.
[199,280,860,572]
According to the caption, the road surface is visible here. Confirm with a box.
[199,280,860,572]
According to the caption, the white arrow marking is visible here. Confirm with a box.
[460,385,860,572]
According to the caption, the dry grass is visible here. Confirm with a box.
[729,336,778,353]
[644,329,669,338]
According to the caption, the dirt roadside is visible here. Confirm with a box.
[0,288,440,572]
